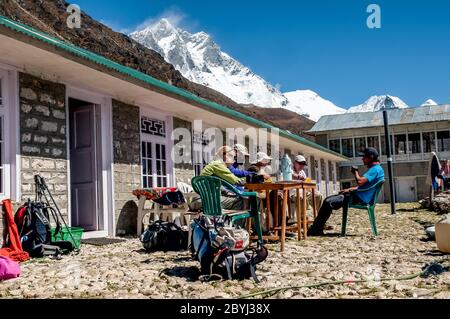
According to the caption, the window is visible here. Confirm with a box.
[380,135,394,156]
[141,115,169,188]
[437,131,450,152]
[367,136,379,153]
[329,139,341,154]
[193,131,213,176]
[422,132,436,153]
[341,138,353,157]
[407,133,421,154]
[141,141,153,188]
[394,134,407,155]
[354,137,366,156]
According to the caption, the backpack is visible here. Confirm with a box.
[14,201,65,258]
[190,215,268,282]
[140,220,188,252]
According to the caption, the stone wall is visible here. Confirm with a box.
[19,73,68,218]
[112,100,141,236]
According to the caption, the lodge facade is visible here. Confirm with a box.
[0,16,346,237]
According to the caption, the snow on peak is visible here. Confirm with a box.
[346,95,409,113]
[130,19,289,108]
[421,99,438,106]
[283,90,346,121]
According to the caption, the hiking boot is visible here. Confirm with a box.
[307,227,324,236]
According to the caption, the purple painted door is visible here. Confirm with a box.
[69,104,98,231]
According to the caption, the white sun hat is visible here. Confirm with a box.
[234,144,250,156]
[294,155,308,165]
[251,152,272,164]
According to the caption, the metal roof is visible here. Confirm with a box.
[0,15,347,161]
[308,104,450,133]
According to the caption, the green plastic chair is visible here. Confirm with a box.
[191,176,264,246]
[341,180,385,237]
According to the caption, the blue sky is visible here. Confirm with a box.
[74,0,450,108]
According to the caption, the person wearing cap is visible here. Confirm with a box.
[248,152,273,180]
[308,147,385,236]
[289,155,324,222]
[227,144,253,178]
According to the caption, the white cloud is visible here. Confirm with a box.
[131,6,198,34]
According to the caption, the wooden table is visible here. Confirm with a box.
[245,181,318,251]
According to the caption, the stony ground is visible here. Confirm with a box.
[1,203,449,299]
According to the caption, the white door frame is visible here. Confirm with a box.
[66,85,114,238]
[0,68,20,202]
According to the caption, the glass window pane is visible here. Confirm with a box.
[408,133,421,154]
[147,143,152,158]
[422,132,435,153]
[161,145,166,160]
[354,137,366,155]
[156,144,160,159]
[367,136,379,153]
[341,138,354,157]
[142,159,147,175]
[394,135,407,155]
[437,131,450,152]
[329,139,341,154]
[380,135,394,156]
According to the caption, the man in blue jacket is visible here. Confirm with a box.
[308,147,385,236]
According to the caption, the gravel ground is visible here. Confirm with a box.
[1,203,449,299]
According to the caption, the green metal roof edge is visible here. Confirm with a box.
[0,15,346,160]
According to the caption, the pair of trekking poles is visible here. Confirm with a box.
[34,175,79,253]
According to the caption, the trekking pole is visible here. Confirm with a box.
[34,175,79,249]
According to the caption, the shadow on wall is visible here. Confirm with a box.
[116,200,138,236]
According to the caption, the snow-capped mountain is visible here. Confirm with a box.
[284,90,346,121]
[346,95,409,113]
[421,99,438,106]
[130,19,289,108]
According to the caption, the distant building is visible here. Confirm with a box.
[308,105,450,202]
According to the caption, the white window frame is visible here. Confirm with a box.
[140,108,174,188]
[0,68,19,201]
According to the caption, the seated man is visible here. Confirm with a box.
[290,155,323,221]
[195,146,266,232]
[308,147,385,236]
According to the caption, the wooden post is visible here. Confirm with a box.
[280,190,288,252]
[296,188,302,241]
[302,187,308,240]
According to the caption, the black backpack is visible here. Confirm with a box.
[15,201,66,258]
[140,220,188,252]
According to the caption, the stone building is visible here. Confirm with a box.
[0,16,346,237]
[308,105,450,203]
